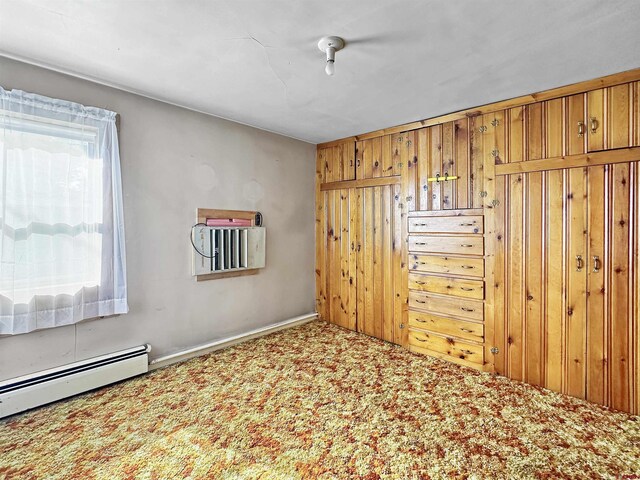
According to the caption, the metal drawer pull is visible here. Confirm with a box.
[416,300,426,304]
[461,349,474,355]
[415,318,427,323]
[577,121,584,137]
[461,307,475,312]
[576,254,584,272]
[414,223,428,226]
[593,255,601,273]
[459,223,475,226]
[461,265,475,269]
[415,281,426,285]
[460,328,474,333]
[416,242,427,246]
[461,244,474,247]
[460,287,473,291]
[414,337,427,342]
[590,116,598,134]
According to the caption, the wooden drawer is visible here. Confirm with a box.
[408,215,483,234]
[408,329,483,366]
[409,273,484,300]
[408,235,484,256]
[410,254,484,277]
[409,311,483,342]
[409,291,483,321]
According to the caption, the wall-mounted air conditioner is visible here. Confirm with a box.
[192,226,266,276]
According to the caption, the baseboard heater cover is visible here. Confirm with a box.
[0,344,150,419]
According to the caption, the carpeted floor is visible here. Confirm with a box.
[1,321,639,479]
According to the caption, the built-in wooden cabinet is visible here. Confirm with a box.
[316,69,640,413]
[493,161,639,412]
[316,182,404,345]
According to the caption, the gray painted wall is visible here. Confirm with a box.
[0,56,317,381]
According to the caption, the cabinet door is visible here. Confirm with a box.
[587,89,605,152]
[321,188,356,331]
[355,135,396,180]
[355,185,402,343]
[586,85,632,152]
[319,143,356,183]
[566,167,590,398]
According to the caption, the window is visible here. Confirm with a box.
[0,88,127,334]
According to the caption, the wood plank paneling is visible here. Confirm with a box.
[315,151,327,321]
[545,169,565,392]
[506,172,525,381]
[441,122,454,209]
[381,135,394,177]
[469,116,484,208]
[586,166,607,405]
[455,119,471,207]
[318,70,640,414]
[565,167,588,399]
[348,188,358,331]
[392,185,408,345]
[607,83,632,149]
[508,106,525,163]
[525,171,544,386]
[527,103,544,161]
[609,163,632,412]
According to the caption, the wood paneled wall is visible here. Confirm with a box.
[316,69,640,414]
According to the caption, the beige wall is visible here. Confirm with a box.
[0,56,316,380]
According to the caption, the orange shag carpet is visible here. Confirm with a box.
[1,321,639,479]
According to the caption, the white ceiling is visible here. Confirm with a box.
[1,0,639,144]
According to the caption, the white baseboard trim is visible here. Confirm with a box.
[149,312,317,370]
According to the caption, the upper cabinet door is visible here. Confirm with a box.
[607,83,633,149]
[567,93,587,155]
[587,89,605,152]
[355,135,395,180]
[586,84,633,152]
[320,142,356,183]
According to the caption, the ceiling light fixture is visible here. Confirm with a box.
[317,36,345,76]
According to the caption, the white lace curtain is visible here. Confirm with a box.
[0,88,127,334]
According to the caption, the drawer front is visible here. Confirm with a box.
[408,235,484,255]
[409,311,484,342]
[409,273,484,300]
[409,291,483,321]
[410,254,484,277]
[409,215,483,234]
[408,329,483,365]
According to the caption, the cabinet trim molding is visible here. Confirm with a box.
[495,146,640,175]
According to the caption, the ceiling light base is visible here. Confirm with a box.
[317,36,345,53]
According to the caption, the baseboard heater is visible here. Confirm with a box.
[0,344,150,419]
